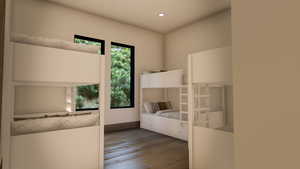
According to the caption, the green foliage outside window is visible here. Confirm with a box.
[76,84,99,110]
[111,45,132,107]
[74,38,102,55]
[74,36,134,110]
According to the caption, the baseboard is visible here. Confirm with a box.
[105,121,140,133]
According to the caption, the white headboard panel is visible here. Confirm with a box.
[141,69,184,88]
[13,42,101,84]
[190,47,232,84]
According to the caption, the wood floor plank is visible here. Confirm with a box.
[105,137,174,160]
[104,129,189,169]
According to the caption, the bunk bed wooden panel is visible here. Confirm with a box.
[11,126,100,169]
[141,69,183,88]
[191,47,232,84]
[193,127,233,169]
[140,113,188,141]
[13,42,100,84]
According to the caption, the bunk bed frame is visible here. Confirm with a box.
[8,42,106,169]
[140,70,188,141]
[188,47,233,169]
[2,5,107,167]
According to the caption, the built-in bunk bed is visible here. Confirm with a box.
[188,47,233,169]
[140,69,188,141]
[8,34,107,169]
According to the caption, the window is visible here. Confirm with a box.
[111,42,135,108]
[74,35,104,111]
[74,35,105,55]
[75,84,99,111]
[74,35,135,110]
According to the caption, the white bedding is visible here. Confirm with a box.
[12,112,99,135]
[155,109,180,120]
[11,33,99,54]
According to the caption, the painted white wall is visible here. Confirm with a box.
[15,86,66,114]
[165,10,231,82]
[12,0,164,124]
[232,1,300,169]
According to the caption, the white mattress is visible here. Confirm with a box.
[11,33,99,54]
[12,112,99,135]
[156,111,180,120]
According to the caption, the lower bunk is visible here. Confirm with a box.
[10,112,101,169]
[140,112,188,141]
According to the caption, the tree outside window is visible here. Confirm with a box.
[74,35,134,110]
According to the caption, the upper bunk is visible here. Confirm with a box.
[141,69,184,88]
[11,34,103,86]
[189,47,232,85]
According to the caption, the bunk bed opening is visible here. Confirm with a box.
[12,85,101,136]
[192,83,233,132]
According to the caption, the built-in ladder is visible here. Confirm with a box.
[179,86,188,122]
[192,83,225,128]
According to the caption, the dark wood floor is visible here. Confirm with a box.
[104,129,189,169]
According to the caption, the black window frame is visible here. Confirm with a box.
[76,108,99,111]
[73,35,135,110]
[74,35,104,111]
[110,42,135,109]
[74,35,105,55]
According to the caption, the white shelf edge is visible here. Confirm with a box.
[141,85,186,89]
[12,81,99,87]
[194,95,210,98]
[194,108,209,111]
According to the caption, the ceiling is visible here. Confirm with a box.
[47,0,231,33]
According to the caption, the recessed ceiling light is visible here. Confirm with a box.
[158,12,165,17]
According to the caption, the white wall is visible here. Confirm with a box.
[165,10,232,82]
[12,0,164,124]
[232,1,300,169]
[15,86,66,114]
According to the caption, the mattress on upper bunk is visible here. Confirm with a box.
[156,110,180,120]
[12,112,99,136]
[11,33,99,54]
